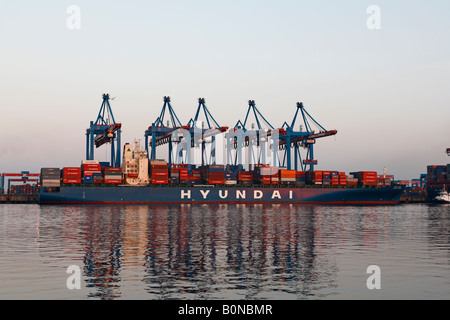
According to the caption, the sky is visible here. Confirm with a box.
[0,0,449,179]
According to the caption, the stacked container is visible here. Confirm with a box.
[377,175,393,187]
[189,169,202,184]
[350,171,377,186]
[225,172,237,185]
[202,165,225,185]
[171,164,189,184]
[103,167,123,184]
[339,172,347,186]
[149,160,169,184]
[82,162,102,184]
[62,167,82,184]
[271,173,279,185]
[295,171,306,186]
[305,171,315,185]
[331,171,339,186]
[10,184,38,194]
[346,174,358,186]
[321,171,330,186]
[254,166,277,185]
[40,168,61,187]
[279,170,296,185]
[238,171,253,184]
[314,171,323,185]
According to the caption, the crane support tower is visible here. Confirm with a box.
[145,96,190,166]
[226,100,277,171]
[185,98,228,167]
[86,94,122,167]
[279,102,337,171]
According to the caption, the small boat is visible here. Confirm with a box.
[433,186,450,203]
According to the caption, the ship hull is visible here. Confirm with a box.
[38,185,405,205]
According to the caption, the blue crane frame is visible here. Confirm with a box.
[85,94,122,167]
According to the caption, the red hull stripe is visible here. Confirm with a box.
[39,200,399,205]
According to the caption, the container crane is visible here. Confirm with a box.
[144,96,189,166]
[226,100,278,171]
[184,98,228,167]
[279,102,337,171]
[0,172,39,194]
[86,94,122,167]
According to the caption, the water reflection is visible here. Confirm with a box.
[59,205,340,299]
[30,204,450,299]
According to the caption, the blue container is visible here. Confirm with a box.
[84,176,93,184]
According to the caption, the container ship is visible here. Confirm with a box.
[38,142,405,205]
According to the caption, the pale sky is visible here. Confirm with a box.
[0,0,449,179]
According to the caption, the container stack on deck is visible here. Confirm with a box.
[103,167,123,184]
[200,165,226,185]
[279,170,296,185]
[225,171,238,185]
[189,169,202,184]
[149,160,169,184]
[82,161,102,184]
[238,171,253,184]
[350,171,377,186]
[62,167,82,184]
[40,168,61,187]
[41,157,401,190]
[427,165,449,185]
[170,164,189,184]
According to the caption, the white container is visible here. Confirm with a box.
[41,179,61,187]
[104,175,123,180]
[260,167,279,176]
[82,160,100,165]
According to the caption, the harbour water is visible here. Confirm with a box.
[0,203,449,300]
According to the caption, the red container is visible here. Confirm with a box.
[104,167,122,172]
[63,167,81,174]
[208,180,225,184]
[151,179,169,184]
[83,164,101,170]
[105,179,122,184]
[63,173,81,178]
[63,178,81,184]
[296,171,306,177]
[238,172,253,182]
[152,172,169,177]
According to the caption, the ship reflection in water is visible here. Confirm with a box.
[29,204,450,300]
[76,204,330,300]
